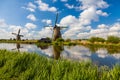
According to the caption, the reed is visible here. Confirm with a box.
[0,50,120,80]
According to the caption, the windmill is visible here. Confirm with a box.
[45,13,67,41]
[52,13,62,41]
[12,29,23,41]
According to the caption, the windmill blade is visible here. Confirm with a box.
[18,29,20,35]
[44,26,53,31]
[11,48,17,50]
[56,26,68,30]
[12,33,17,35]
[58,26,68,28]
[54,13,58,27]
[19,35,24,37]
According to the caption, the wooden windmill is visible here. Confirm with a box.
[52,13,62,41]
[45,13,67,41]
[12,29,23,41]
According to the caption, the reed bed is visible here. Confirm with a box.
[0,50,120,80]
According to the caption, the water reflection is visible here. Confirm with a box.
[12,43,22,52]
[62,46,120,67]
[37,44,49,50]
[61,46,91,61]
[0,43,120,67]
[86,44,120,54]
[38,44,64,60]
[52,45,64,60]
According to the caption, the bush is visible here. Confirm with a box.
[56,38,64,42]
[89,37,105,43]
[107,36,120,43]
[65,38,71,42]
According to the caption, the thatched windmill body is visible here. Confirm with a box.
[12,29,23,41]
[53,25,62,41]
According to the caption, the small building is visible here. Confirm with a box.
[38,38,51,43]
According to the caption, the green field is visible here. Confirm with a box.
[0,50,120,80]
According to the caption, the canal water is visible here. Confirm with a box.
[0,43,120,67]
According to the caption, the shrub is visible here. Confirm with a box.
[107,36,120,43]
[89,37,105,43]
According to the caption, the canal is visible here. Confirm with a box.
[0,43,120,67]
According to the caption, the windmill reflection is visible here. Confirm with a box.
[52,45,64,60]
[12,43,23,52]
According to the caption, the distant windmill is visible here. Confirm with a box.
[44,13,67,41]
[12,29,23,41]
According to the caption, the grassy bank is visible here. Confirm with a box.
[0,40,38,44]
[0,50,120,80]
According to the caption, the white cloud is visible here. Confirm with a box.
[77,32,90,39]
[79,0,109,10]
[38,27,53,38]
[60,0,109,39]
[9,25,22,33]
[96,10,108,17]
[89,22,120,38]
[36,0,57,12]
[79,7,98,24]
[26,2,36,12]
[60,7,99,39]
[60,15,78,26]
[97,24,108,29]
[0,19,39,39]
[0,29,13,39]
[65,4,74,9]
[42,19,52,25]
[25,23,37,30]
[9,25,29,35]
[109,23,120,31]
[0,22,24,39]
[27,14,37,21]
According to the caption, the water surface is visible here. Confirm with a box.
[0,43,120,67]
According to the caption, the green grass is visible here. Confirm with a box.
[0,40,38,44]
[0,50,120,80]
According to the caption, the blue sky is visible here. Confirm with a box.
[0,0,120,39]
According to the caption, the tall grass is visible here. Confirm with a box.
[0,50,120,80]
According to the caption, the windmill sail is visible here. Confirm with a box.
[54,13,58,27]
[12,33,17,35]
[18,29,20,35]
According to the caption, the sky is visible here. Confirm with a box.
[0,0,120,39]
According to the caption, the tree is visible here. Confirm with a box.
[107,36,120,43]
[89,37,105,43]
[65,38,71,42]
[56,38,64,42]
